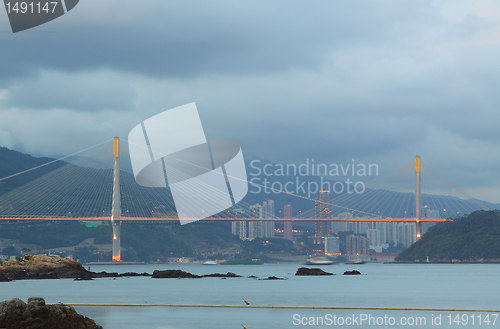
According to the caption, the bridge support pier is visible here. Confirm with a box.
[415,155,422,240]
[111,137,122,261]
[112,220,121,261]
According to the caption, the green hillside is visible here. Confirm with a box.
[0,146,304,263]
[0,220,304,262]
[396,210,500,262]
[0,147,64,195]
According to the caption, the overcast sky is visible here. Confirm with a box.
[1,0,500,203]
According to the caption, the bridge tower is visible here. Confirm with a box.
[415,155,422,240]
[111,137,122,261]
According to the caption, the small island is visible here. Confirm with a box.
[295,267,334,276]
[0,254,151,281]
[0,254,91,281]
[395,210,500,263]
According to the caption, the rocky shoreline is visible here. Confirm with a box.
[391,259,500,264]
[0,297,102,329]
[0,254,362,281]
[0,254,153,281]
[151,269,242,278]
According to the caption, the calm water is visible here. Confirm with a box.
[1,263,499,328]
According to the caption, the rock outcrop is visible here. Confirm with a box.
[152,270,244,278]
[260,276,286,280]
[202,272,242,278]
[0,254,153,281]
[152,269,202,278]
[0,254,90,280]
[0,273,10,282]
[343,270,361,275]
[0,297,102,329]
[295,267,334,276]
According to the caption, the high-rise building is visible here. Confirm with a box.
[346,234,368,256]
[396,222,416,248]
[366,228,389,252]
[314,190,331,244]
[262,200,275,237]
[324,236,340,255]
[331,211,352,233]
[231,208,248,239]
[284,204,293,241]
[375,222,388,244]
[248,200,275,238]
[249,203,260,239]
[264,200,275,218]
[366,228,381,246]
[231,221,247,238]
[388,222,397,243]
[353,219,369,235]
[248,221,259,239]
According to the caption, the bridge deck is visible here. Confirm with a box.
[0,218,448,222]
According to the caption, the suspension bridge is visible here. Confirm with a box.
[0,138,488,261]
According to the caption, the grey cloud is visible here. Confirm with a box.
[1,0,500,202]
[0,0,444,80]
[1,70,137,111]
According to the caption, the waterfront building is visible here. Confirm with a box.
[346,234,368,256]
[324,236,340,255]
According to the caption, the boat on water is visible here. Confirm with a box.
[203,260,219,265]
[346,259,365,264]
[219,259,263,265]
[305,256,336,265]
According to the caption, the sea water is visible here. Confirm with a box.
[1,263,499,328]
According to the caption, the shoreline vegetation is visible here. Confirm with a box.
[396,210,500,263]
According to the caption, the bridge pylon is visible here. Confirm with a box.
[415,155,422,240]
[111,137,122,261]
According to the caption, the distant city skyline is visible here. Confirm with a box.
[232,195,419,257]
